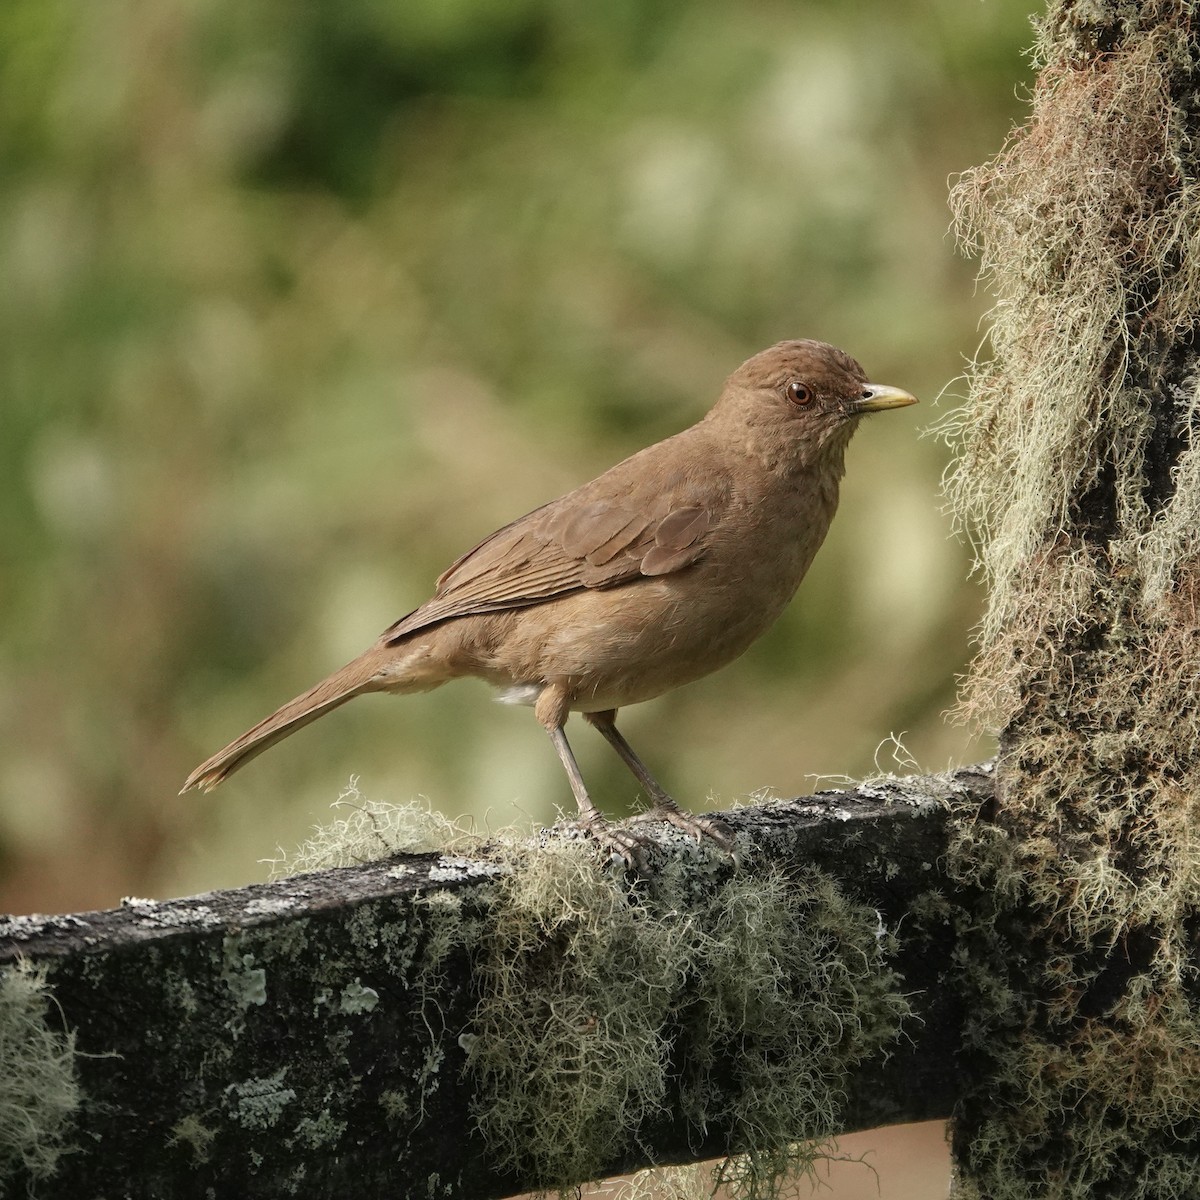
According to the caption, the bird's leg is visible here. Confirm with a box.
[536,685,649,868]
[584,710,734,852]
[544,724,603,829]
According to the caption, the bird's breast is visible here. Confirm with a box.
[466,467,841,712]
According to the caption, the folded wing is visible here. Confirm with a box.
[382,446,729,644]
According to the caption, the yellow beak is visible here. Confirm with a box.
[852,384,919,413]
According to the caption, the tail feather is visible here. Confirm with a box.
[180,655,385,794]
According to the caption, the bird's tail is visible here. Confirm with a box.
[180,651,392,794]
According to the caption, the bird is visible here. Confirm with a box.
[182,339,916,862]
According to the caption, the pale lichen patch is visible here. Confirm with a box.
[225,1069,296,1130]
[378,1089,411,1125]
[290,1110,347,1149]
[221,937,267,1014]
[338,980,379,1014]
[244,896,299,917]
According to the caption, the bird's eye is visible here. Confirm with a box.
[786,381,812,405]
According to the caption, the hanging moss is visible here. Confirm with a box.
[0,959,80,1184]
[469,843,908,1198]
[277,793,910,1198]
[940,0,1200,1194]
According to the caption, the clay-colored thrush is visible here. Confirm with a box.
[182,340,916,858]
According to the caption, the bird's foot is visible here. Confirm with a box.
[566,813,656,873]
[637,801,736,856]
[558,802,736,874]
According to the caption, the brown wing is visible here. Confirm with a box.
[382,435,728,644]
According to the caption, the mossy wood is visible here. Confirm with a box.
[0,774,983,1200]
[942,0,1200,1195]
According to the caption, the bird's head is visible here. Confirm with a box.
[711,339,917,465]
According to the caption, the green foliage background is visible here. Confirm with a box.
[0,0,1032,911]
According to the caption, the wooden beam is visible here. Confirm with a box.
[1,767,990,1199]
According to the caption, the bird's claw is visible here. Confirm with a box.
[566,815,655,874]
[563,805,737,875]
[637,804,737,856]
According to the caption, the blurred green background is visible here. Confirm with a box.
[0,0,1033,915]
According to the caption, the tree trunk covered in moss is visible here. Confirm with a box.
[0,775,980,1200]
[943,1,1200,1196]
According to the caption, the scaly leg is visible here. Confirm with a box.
[584,710,734,852]
[536,685,649,868]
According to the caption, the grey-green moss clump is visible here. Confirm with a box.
[940,0,1200,1195]
[473,844,909,1199]
[270,781,472,874]
[278,790,909,1200]
[0,959,80,1183]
